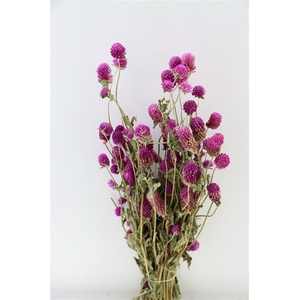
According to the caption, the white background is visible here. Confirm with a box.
[50,1,248,299]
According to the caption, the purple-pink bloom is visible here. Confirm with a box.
[170,224,181,235]
[118,197,127,205]
[206,112,222,129]
[190,116,206,142]
[192,85,206,98]
[182,161,201,185]
[161,79,174,92]
[179,81,192,93]
[181,53,196,73]
[177,126,199,154]
[202,160,214,169]
[207,182,221,202]
[135,124,152,146]
[112,130,126,146]
[173,64,188,83]
[108,179,117,189]
[139,147,155,167]
[166,182,173,196]
[180,186,198,212]
[112,146,124,162]
[113,58,127,69]
[123,128,134,139]
[99,122,113,143]
[138,197,153,218]
[110,164,119,174]
[123,159,135,186]
[98,153,110,167]
[146,190,166,217]
[110,42,126,59]
[169,56,182,69]
[114,206,121,216]
[183,100,197,115]
[214,153,230,169]
[203,133,224,156]
[97,63,113,82]
[187,240,200,251]
[148,104,163,123]
[161,69,175,82]
[100,86,109,99]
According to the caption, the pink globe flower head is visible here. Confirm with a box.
[161,69,175,82]
[162,119,177,142]
[110,164,119,174]
[139,147,155,167]
[112,146,124,162]
[100,86,109,99]
[186,240,200,251]
[202,159,214,169]
[179,81,192,94]
[148,104,163,123]
[146,190,166,217]
[161,79,174,92]
[192,85,206,98]
[97,63,113,83]
[98,153,110,167]
[182,161,201,185]
[180,186,198,213]
[112,130,126,146]
[214,153,230,169]
[108,179,117,190]
[114,206,121,216]
[135,124,153,145]
[118,197,127,205]
[206,112,222,129]
[159,160,168,174]
[177,126,199,154]
[98,122,113,143]
[207,182,221,203]
[123,159,136,186]
[203,133,224,156]
[183,100,197,115]
[123,128,134,139]
[113,58,127,69]
[138,196,153,218]
[169,56,182,69]
[173,64,188,83]
[170,224,181,235]
[190,116,206,142]
[110,42,126,59]
[181,52,196,73]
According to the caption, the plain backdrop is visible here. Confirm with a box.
[51,1,248,299]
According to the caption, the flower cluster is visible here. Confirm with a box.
[96,43,230,299]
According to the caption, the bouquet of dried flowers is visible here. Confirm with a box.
[96,42,230,300]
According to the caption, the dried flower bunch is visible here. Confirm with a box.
[97,42,230,300]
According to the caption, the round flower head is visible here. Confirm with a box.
[179,81,192,93]
[139,147,155,167]
[110,42,126,59]
[177,126,199,154]
[98,122,113,143]
[98,153,110,167]
[100,86,109,99]
[148,104,163,123]
[110,164,119,174]
[97,63,113,82]
[162,119,177,141]
[173,64,188,83]
[202,159,214,169]
[112,130,126,146]
[183,100,197,115]
[170,224,181,235]
[206,112,222,129]
[118,197,127,205]
[182,161,201,185]
[135,124,152,145]
[161,69,175,82]
[115,125,125,132]
[181,52,196,73]
[214,153,230,169]
[112,146,124,162]
[207,182,221,202]
[113,58,127,69]
[187,240,200,251]
[161,79,174,92]
[123,128,134,139]
[203,133,224,156]
[192,85,206,98]
[108,179,117,189]
[146,190,166,217]
[190,116,206,142]
[123,159,135,186]
[114,206,121,216]
[180,186,197,212]
[169,56,182,69]
[138,196,153,218]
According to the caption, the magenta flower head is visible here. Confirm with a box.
[113,58,127,69]
[182,161,201,185]
[169,56,182,69]
[207,182,221,202]
[99,122,113,143]
[138,196,153,218]
[97,63,113,83]
[161,79,174,92]
[118,197,127,205]
[180,186,197,212]
[203,133,224,156]
[146,190,166,217]
[123,159,135,186]
[170,224,181,235]
[173,64,188,83]
[135,124,152,145]
[110,164,119,174]
[139,147,155,167]
[161,69,175,82]
[148,104,163,123]
[190,116,206,142]
[108,179,117,189]
[214,153,230,169]
[183,100,197,115]
[123,128,134,139]
[100,86,109,99]
[98,153,110,167]
[177,126,199,154]
[187,240,200,251]
[206,112,222,129]
[114,206,121,216]
[179,81,192,94]
[181,52,196,73]
[192,85,206,98]
[112,130,126,146]
[110,42,126,59]
[202,159,214,169]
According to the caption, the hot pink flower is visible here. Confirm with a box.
[110,42,126,59]
[206,112,222,129]
[148,104,163,123]
[146,190,166,217]
[214,153,230,169]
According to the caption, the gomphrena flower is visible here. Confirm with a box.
[177,126,199,154]
[115,125,125,132]
[206,112,222,129]
[112,130,126,146]
[181,52,196,73]
[186,240,200,251]
[183,100,197,115]
[162,119,177,141]
[170,224,181,235]
[118,197,127,205]
[146,190,166,217]
[113,58,127,69]
[99,122,113,143]
[108,179,117,189]
[115,206,121,216]
[214,153,230,169]
[161,79,174,92]
[179,81,192,94]
[100,86,109,99]
[202,160,214,169]
[139,147,155,167]
[135,124,152,145]
[98,153,110,167]
[138,197,153,218]
[169,56,182,69]
[148,104,163,123]
[207,182,221,202]
[182,161,201,185]
[110,164,119,174]
[97,63,113,83]
[110,42,126,59]
[192,85,206,98]
[123,128,134,139]
[180,186,197,213]
[161,69,175,82]
[203,133,224,156]
[123,159,136,186]
[112,146,124,162]
[173,64,188,83]
[190,116,206,142]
